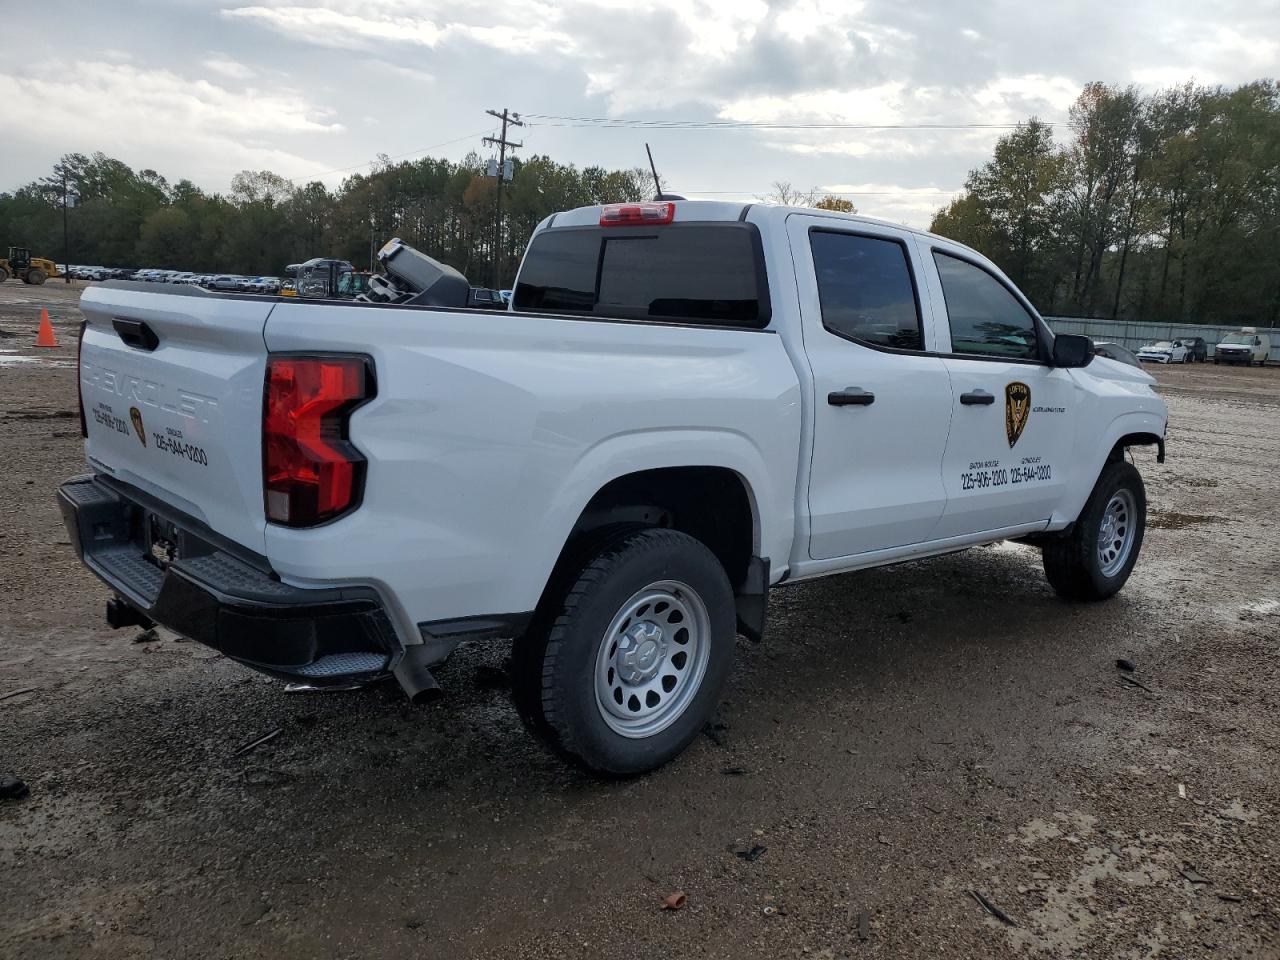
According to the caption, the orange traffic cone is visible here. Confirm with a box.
[36,308,57,348]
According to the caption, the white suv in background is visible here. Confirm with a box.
[1138,340,1190,364]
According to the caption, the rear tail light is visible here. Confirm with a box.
[263,355,373,527]
[76,320,88,438]
[599,201,675,226]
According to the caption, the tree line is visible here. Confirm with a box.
[0,151,651,286]
[930,79,1280,325]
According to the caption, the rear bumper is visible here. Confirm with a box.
[57,474,401,686]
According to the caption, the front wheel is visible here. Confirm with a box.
[25,268,46,285]
[511,528,736,776]
[1042,460,1146,601]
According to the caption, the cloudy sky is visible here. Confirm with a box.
[2,0,1276,226]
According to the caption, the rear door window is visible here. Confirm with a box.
[514,223,770,328]
[809,230,923,350]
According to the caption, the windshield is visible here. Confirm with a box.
[1148,342,1172,349]
[1221,333,1254,344]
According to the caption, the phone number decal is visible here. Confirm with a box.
[152,433,209,465]
[960,463,1052,491]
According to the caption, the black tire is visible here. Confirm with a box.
[25,268,46,285]
[511,528,735,776]
[1043,459,1146,601]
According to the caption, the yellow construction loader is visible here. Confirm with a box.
[0,248,60,284]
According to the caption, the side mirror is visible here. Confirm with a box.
[1052,333,1094,368]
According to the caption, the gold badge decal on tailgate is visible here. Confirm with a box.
[129,406,146,447]
[1005,382,1031,448]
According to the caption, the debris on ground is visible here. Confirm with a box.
[1,775,30,800]
[856,910,870,941]
[0,687,36,703]
[132,627,160,643]
[231,727,283,758]
[1218,893,1244,903]
[1180,865,1211,885]
[721,766,747,776]
[660,891,687,911]
[734,845,767,862]
[968,890,1017,926]
[1116,658,1136,672]
[1117,673,1155,693]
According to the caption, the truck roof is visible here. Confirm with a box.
[544,199,947,244]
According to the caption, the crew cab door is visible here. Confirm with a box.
[787,216,952,559]
[915,241,1077,539]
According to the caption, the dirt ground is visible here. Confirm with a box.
[1,281,1277,959]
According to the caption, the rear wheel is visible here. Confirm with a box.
[511,528,735,776]
[1043,459,1146,601]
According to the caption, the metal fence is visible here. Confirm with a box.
[1044,316,1277,362]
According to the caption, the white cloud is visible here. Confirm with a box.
[0,60,343,186]
[223,2,571,54]
[203,56,256,81]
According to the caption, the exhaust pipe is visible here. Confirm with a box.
[393,645,444,703]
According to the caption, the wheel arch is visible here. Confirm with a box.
[535,463,771,642]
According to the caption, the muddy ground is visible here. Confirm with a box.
[1,282,1277,959]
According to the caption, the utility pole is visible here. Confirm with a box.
[483,108,523,288]
[62,171,71,283]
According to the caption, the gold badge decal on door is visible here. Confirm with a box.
[129,406,146,447]
[1005,382,1031,448]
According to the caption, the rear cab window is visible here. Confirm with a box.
[513,223,771,328]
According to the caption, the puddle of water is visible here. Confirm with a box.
[0,352,73,368]
[1147,511,1222,530]
[1241,599,1279,616]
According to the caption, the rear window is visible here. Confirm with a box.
[514,223,770,328]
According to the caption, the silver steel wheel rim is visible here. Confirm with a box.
[1097,489,1137,577]
[594,580,711,739]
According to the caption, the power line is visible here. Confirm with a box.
[523,113,1057,131]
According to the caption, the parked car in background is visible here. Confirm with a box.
[207,275,242,291]
[1092,341,1141,368]
[1215,329,1271,366]
[1181,336,1208,362]
[1138,340,1190,364]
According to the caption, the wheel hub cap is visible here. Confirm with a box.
[617,621,667,683]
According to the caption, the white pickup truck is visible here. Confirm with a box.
[60,200,1167,775]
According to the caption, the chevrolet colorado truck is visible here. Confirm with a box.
[59,201,1168,775]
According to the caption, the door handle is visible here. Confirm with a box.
[960,389,995,406]
[828,387,875,406]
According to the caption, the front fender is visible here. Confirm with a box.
[1050,409,1167,527]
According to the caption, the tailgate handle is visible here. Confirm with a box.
[112,318,159,352]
